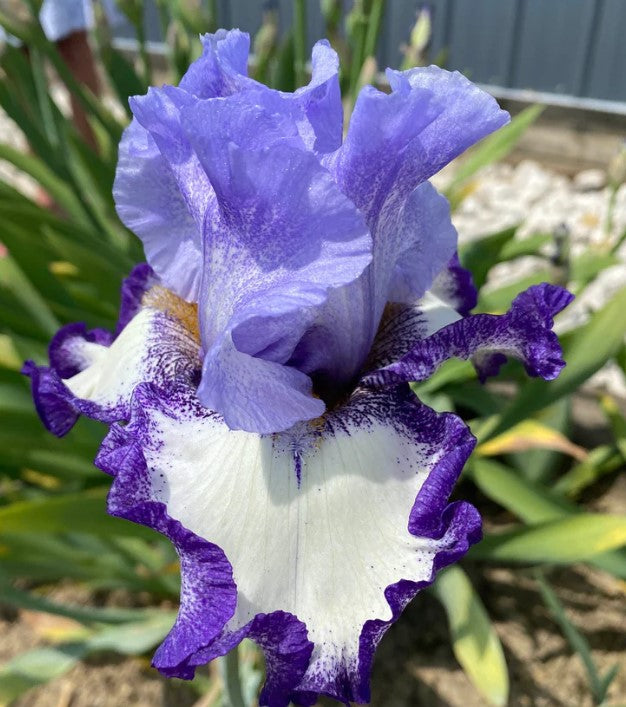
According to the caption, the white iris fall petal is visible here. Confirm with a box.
[24,30,572,707]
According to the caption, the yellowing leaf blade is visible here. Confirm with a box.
[477,420,587,460]
[432,567,509,706]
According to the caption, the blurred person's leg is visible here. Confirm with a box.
[40,0,100,150]
[0,1,101,204]
[56,29,100,150]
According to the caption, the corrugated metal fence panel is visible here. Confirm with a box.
[584,0,626,102]
[112,0,626,106]
[385,1,430,68]
[446,0,518,86]
[228,0,326,50]
[512,0,597,95]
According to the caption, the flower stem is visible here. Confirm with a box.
[363,0,386,61]
[219,647,247,707]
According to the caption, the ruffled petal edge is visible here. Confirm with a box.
[363,283,574,387]
[23,265,160,437]
[95,382,315,707]
[94,382,479,706]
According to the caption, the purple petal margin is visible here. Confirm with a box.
[22,359,134,437]
[95,412,238,677]
[363,283,574,388]
[430,253,478,317]
[48,323,113,379]
[96,383,314,707]
[115,263,157,336]
[22,360,81,436]
[95,381,479,706]
[292,386,479,704]
[22,264,157,437]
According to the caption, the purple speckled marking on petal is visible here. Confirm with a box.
[24,308,200,437]
[363,283,574,388]
[108,378,479,706]
[430,253,478,317]
[96,382,315,704]
[362,303,431,373]
[47,264,157,380]
[95,393,238,678]
[23,264,162,437]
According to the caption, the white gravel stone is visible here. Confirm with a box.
[573,168,607,192]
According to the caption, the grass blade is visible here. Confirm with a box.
[471,514,626,564]
[0,488,158,540]
[432,567,509,706]
[535,571,619,705]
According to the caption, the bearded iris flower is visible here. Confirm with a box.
[24,30,572,706]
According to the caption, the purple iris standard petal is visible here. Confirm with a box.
[129,86,213,231]
[178,29,251,98]
[113,119,204,301]
[179,30,341,153]
[329,66,508,300]
[429,253,478,317]
[95,376,477,705]
[291,39,343,153]
[363,283,574,388]
[293,68,508,392]
[326,79,438,222]
[386,182,459,305]
[115,31,343,304]
[328,65,509,226]
[181,98,371,432]
[114,30,251,300]
[386,65,511,179]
